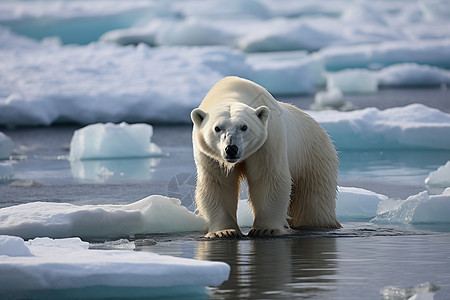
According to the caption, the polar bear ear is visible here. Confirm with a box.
[191,108,207,126]
[255,106,270,124]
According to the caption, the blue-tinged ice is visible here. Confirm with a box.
[309,104,450,150]
[70,122,162,160]
[373,188,450,224]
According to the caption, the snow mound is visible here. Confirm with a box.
[373,188,450,224]
[0,132,13,159]
[70,122,162,160]
[0,195,205,240]
[425,161,450,188]
[0,236,229,294]
[308,104,450,150]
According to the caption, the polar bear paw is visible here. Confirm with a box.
[247,228,284,237]
[205,229,243,239]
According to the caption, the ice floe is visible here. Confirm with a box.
[425,161,450,188]
[0,195,205,240]
[70,122,162,160]
[373,188,450,224]
[309,104,450,150]
[326,69,378,94]
[0,162,13,181]
[336,187,388,220]
[0,235,230,295]
[318,39,450,71]
[377,63,450,87]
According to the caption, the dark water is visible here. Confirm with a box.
[1,88,450,299]
[134,228,450,300]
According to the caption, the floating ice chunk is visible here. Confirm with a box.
[0,195,205,240]
[0,236,229,293]
[425,161,450,187]
[373,188,450,224]
[378,63,450,87]
[308,104,450,150]
[336,187,388,220]
[319,39,450,70]
[0,163,13,181]
[380,282,439,300]
[314,88,343,107]
[311,88,348,111]
[0,132,13,159]
[326,69,378,94]
[69,122,162,160]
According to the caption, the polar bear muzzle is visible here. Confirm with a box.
[225,144,239,161]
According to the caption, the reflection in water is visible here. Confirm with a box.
[196,238,337,299]
[70,157,161,181]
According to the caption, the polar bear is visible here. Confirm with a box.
[191,76,341,238]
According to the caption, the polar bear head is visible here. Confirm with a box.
[191,103,270,165]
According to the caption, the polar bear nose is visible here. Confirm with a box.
[225,145,239,158]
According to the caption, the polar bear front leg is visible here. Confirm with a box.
[246,165,291,237]
[194,157,243,238]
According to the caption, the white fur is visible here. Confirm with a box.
[191,77,341,238]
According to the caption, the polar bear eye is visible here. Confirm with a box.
[241,125,248,131]
[214,126,221,133]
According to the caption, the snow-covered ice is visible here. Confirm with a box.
[336,187,388,220]
[425,161,450,188]
[0,195,205,240]
[2,19,450,127]
[318,39,450,71]
[377,63,450,87]
[70,122,162,160]
[309,104,450,150]
[0,235,230,293]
